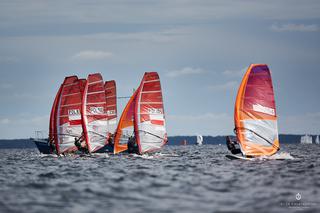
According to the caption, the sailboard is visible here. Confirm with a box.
[82,73,109,153]
[225,154,253,161]
[135,72,167,154]
[234,64,280,157]
[225,153,292,161]
[104,80,117,134]
[55,76,84,154]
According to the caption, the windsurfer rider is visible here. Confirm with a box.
[74,137,88,154]
[49,139,56,153]
[107,133,114,145]
[226,136,242,155]
[127,135,139,154]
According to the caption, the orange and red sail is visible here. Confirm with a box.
[234,64,279,157]
[113,90,138,154]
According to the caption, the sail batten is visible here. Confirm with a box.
[235,64,279,157]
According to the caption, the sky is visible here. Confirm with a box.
[0,0,320,139]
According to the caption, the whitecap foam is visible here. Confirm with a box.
[256,152,295,160]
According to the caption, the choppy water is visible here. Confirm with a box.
[0,144,319,213]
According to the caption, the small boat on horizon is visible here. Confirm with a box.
[300,134,313,144]
[180,140,187,146]
[30,131,51,154]
[196,135,203,146]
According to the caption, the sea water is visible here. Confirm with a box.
[0,144,319,213]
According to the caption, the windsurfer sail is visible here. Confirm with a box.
[113,89,137,154]
[231,64,280,157]
[196,135,203,145]
[48,84,63,153]
[104,80,117,134]
[54,76,84,154]
[114,72,167,154]
[81,73,109,153]
[316,135,320,144]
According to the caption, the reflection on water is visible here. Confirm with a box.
[0,144,319,213]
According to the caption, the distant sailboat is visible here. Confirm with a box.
[114,72,167,154]
[180,140,187,146]
[233,64,280,157]
[316,135,320,144]
[300,134,313,144]
[196,135,203,145]
[31,131,51,154]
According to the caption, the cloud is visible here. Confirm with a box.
[0,56,18,64]
[166,113,233,136]
[270,23,319,32]
[223,67,247,77]
[165,67,206,78]
[2,1,320,28]
[207,81,238,92]
[279,112,320,134]
[0,118,10,124]
[84,28,190,43]
[71,50,113,60]
[0,115,49,139]
[168,113,230,121]
[0,83,13,89]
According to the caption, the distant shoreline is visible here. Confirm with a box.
[0,134,310,149]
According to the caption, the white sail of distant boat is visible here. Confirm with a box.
[300,134,313,144]
[196,135,203,145]
[315,135,320,144]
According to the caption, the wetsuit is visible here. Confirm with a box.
[74,137,88,154]
[127,136,139,154]
[49,139,56,154]
[226,136,242,155]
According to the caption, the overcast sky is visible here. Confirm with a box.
[0,0,320,139]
